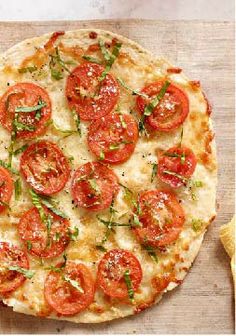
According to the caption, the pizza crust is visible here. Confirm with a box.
[0,29,217,323]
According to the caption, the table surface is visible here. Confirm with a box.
[0,0,234,21]
[0,20,234,334]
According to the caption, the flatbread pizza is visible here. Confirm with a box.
[0,29,217,323]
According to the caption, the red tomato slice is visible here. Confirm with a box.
[133,190,185,247]
[157,146,197,188]
[0,167,13,213]
[66,63,119,121]
[18,206,70,259]
[44,261,95,316]
[0,83,51,139]
[88,113,138,164]
[97,249,142,298]
[71,162,119,211]
[136,81,189,131]
[20,141,70,195]
[0,242,29,295]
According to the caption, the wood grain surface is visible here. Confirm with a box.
[0,20,234,334]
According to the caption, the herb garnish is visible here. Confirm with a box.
[88,179,101,196]
[0,160,19,175]
[68,227,79,241]
[26,241,32,251]
[8,266,35,279]
[164,151,186,164]
[142,244,158,262]
[63,275,84,293]
[39,196,67,218]
[124,269,134,303]
[98,40,122,81]
[13,144,28,156]
[95,245,107,252]
[99,150,105,161]
[49,47,73,80]
[14,178,21,200]
[117,77,147,98]
[151,163,158,182]
[52,122,77,137]
[82,55,102,64]
[15,100,46,113]
[144,81,170,117]
[179,127,184,147]
[138,81,170,136]
[18,66,38,74]
[72,109,81,136]
[163,170,188,182]
[191,218,203,232]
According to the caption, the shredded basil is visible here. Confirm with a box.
[99,150,105,160]
[117,77,147,98]
[97,216,130,227]
[68,227,79,241]
[151,163,158,182]
[71,109,81,136]
[8,266,35,279]
[52,122,76,136]
[119,114,127,129]
[14,178,21,200]
[0,160,19,175]
[123,269,134,302]
[13,144,28,155]
[138,115,149,137]
[144,81,170,117]
[13,119,35,132]
[63,275,84,293]
[26,241,32,251]
[49,47,72,80]
[15,101,46,113]
[163,170,188,182]
[142,245,158,262]
[88,179,101,196]
[18,66,37,74]
[51,69,63,80]
[179,127,184,147]
[192,218,203,232]
[164,151,186,164]
[40,196,68,218]
[96,245,107,252]
[30,189,46,222]
[99,40,122,81]
[193,180,204,187]
[82,55,102,64]
[98,39,111,62]
[109,143,120,151]
[118,182,133,200]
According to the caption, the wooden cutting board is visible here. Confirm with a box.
[0,20,234,334]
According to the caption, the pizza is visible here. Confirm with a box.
[0,29,217,323]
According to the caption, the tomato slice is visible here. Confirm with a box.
[20,141,70,195]
[0,242,29,295]
[136,81,189,131]
[88,113,138,164]
[44,261,95,316]
[71,162,119,211]
[0,167,13,213]
[133,190,185,247]
[65,63,119,121]
[18,206,70,259]
[157,146,197,188]
[97,249,142,298]
[0,83,51,139]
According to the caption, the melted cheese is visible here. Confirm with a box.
[0,29,217,323]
